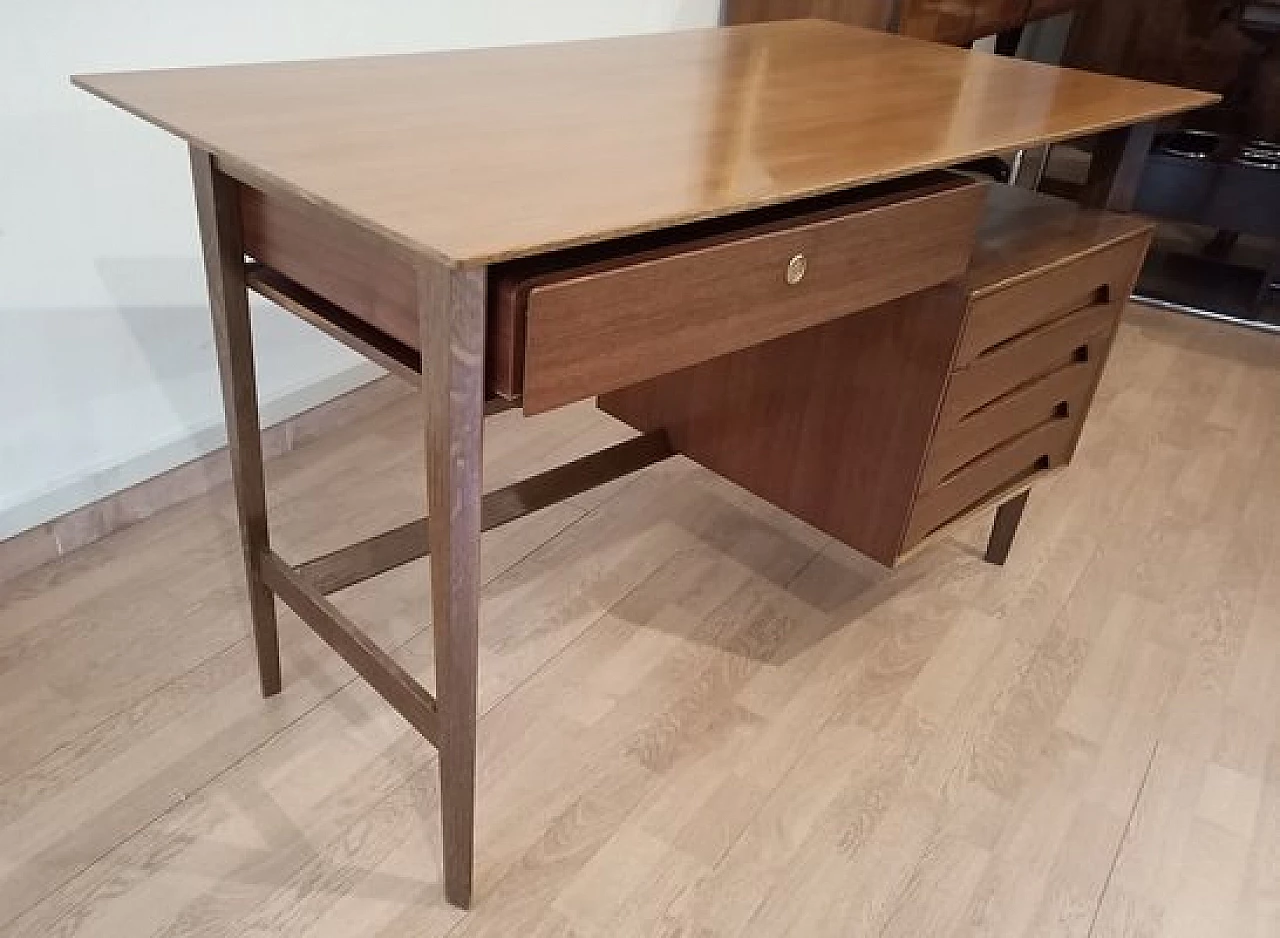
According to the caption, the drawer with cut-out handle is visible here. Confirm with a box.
[956,235,1147,366]
[941,301,1118,427]
[906,417,1076,549]
[492,173,984,413]
[922,351,1101,490]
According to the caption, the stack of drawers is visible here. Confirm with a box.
[905,207,1151,549]
[600,181,1153,566]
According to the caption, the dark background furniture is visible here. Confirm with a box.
[724,0,1082,47]
[728,0,1280,327]
[1064,0,1280,327]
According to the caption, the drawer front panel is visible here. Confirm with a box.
[519,180,983,414]
[922,355,1097,489]
[941,301,1117,426]
[956,235,1147,365]
[907,418,1075,548]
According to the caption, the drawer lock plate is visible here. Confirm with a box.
[786,253,808,285]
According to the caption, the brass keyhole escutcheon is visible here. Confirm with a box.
[786,253,807,285]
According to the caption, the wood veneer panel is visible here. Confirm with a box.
[907,418,1075,546]
[240,185,417,348]
[942,304,1118,424]
[958,235,1148,364]
[519,178,982,413]
[604,183,1154,567]
[75,21,1214,266]
[601,286,966,566]
[722,0,895,28]
[963,183,1153,296]
[923,358,1097,488]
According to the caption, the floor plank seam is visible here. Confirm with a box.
[452,539,825,931]
[0,636,247,791]
[0,482,605,932]
[9,311,1280,936]
[1085,739,1159,938]
[704,555,921,938]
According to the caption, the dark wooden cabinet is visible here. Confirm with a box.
[724,0,1084,45]
[900,0,1037,45]
[723,0,895,30]
[1066,1,1280,142]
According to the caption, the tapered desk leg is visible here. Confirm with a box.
[190,147,282,697]
[985,491,1029,566]
[419,262,486,908]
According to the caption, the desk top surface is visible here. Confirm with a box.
[75,20,1213,267]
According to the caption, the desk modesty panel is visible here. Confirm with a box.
[74,19,1213,266]
[73,20,1215,908]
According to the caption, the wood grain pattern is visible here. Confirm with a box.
[963,182,1153,298]
[3,306,1277,937]
[296,432,673,595]
[941,304,1119,426]
[1064,0,1279,143]
[722,0,895,28]
[923,357,1097,488]
[73,21,1214,266]
[418,261,487,909]
[966,0,1040,40]
[958,234,1150,365]
[897,0,979,44]
[189,148,281,698]
[236,173,980,409]
[245,264,422,386]
[896,0,1068,45]
[906,417,1075,546]
[259,551,439,744]
[604,183,1152,567]
[517,175,982,414]
[240,185,418,347]
[726,0,1084,44]
[601,285,967,565]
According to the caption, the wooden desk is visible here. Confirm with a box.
[73,20,1212,908]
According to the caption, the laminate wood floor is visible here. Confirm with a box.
[2,305,1279,938]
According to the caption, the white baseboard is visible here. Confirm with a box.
[0,365,410,585]
[0,362,383,542]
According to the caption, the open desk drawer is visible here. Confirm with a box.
[490,172,984,414]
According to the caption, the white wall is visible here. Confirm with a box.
[0,0,719,540]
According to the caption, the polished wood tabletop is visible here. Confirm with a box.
[75,19,1213,266]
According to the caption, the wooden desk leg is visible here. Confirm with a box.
[984,491,1029,566]
[190,147,282,697]
[419,261,486,908]
[1081,121,1156,212]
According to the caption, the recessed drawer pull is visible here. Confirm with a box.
[908,420,1074,547]
[941,303,1116,424]
[956,236,1148,366]
[974,284,1110,360]
[935,406,1074,485]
